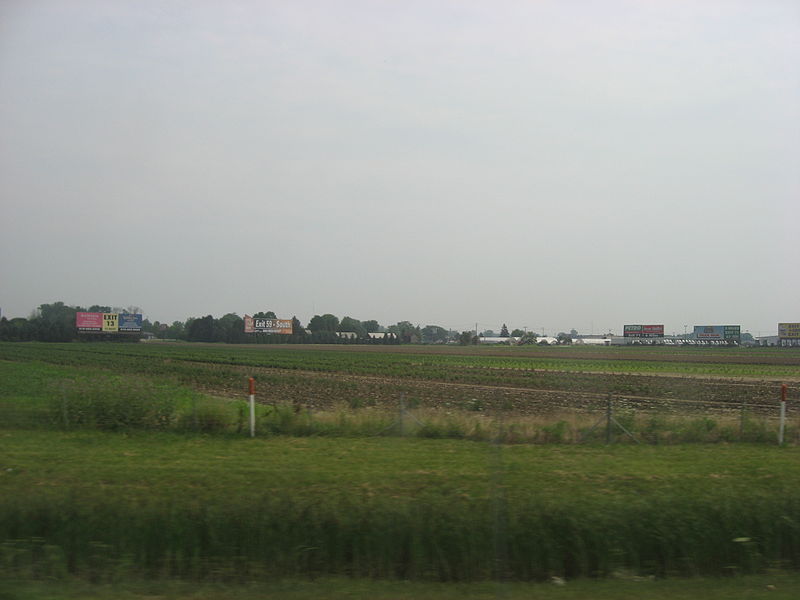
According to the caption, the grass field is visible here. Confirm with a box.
[1,342,799,596]
[1,341,796,441]
[3,430,800,581]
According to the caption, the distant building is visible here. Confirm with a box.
[367,332,397,340]
[573,337,611,346]
[478,336,519,344]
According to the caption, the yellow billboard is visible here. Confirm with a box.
[102,313,119,332]
[778,323,800,339]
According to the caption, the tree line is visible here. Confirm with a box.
[0,302,470,345]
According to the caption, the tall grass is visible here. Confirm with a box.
[52,378,178,431]
[4,378,796,445]
[2,430,799,583]
[2,476,798,581]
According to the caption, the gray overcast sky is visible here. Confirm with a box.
[1,0,798,336]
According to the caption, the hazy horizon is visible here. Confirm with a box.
[1,1,797,339]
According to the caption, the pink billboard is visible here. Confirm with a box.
[76,312,103,331]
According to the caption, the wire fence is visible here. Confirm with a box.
[0,387,795,445]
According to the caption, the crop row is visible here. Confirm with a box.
[2,343,798,383]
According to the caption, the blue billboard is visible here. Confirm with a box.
[693,325,740,340]
[118,313,143,332]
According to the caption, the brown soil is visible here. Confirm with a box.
[206,364,794,419]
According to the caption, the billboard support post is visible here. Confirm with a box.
[248,377,256,438]
[778,384,787,445]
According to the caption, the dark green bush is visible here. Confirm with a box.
[50,378,176,431]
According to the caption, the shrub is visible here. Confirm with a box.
[51,378,176,431]
[176,398,232,433]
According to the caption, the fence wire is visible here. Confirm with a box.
[1,388,795,445]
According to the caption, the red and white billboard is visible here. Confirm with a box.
[76,312,103,331]
[624,324,664,338]
[642,325,664,336]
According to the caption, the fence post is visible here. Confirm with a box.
[249,377,256,438]
[398,394,406,436]
[778,384,787,445]
[739,400,746,440]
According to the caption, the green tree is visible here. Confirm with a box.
[216,313,245,343]
[291,316,305,336]
[338,316,366,338]
[511,328,525,337]
[362,319,381,333]
[0,317,32,341]
[187,315,215,342]
[33,301,78,342]
[308,314,339,333]
[421,325,448,344]
[253,311,277,319]
[459,331,478,345]
[387,321,420,343]
[500,324,510,337]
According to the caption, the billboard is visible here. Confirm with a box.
[642,324,665,337]
[693,325,740,340]
[102,313,119,332]
[76,312,103,331]
[624,324,664,338]
[118,313,143,332]
[76,312,142,334]
[244,315,293,334]
[778,323,800,339]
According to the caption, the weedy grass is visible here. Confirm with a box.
[1,357,797,443]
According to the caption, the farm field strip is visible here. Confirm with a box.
[3,343,800,380]
[2,343,796,420]
[227,364,785,416]
[175,342,800,365]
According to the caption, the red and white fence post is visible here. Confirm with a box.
[249,377,256,438]
[778,384,787,445]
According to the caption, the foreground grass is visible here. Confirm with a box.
[2,430,799,581]
[2,573,800,599]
